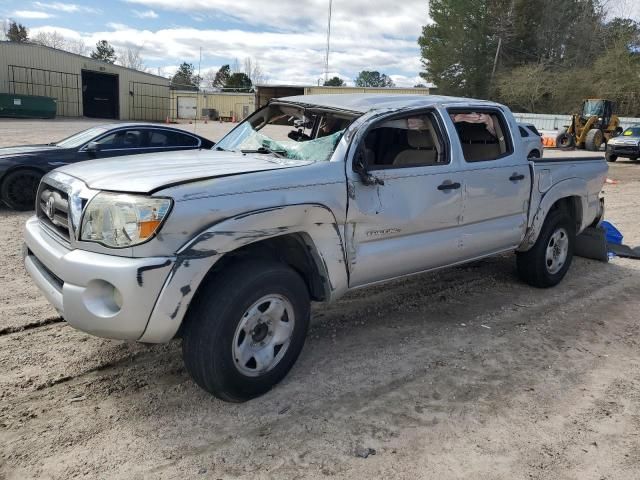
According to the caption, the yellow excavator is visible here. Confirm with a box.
[556,99,622,151]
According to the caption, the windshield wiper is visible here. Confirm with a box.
[241,146,286,158]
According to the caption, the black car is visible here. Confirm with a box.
[0,123,215,210]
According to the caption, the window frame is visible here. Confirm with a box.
[355,108,451,172]
[78,126,202,152]
[447,107,514,163]
[91,128,146,151]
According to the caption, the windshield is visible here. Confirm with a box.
[215,104,357,162]
[582,100,604,117]
[622,127,640,137]
[55,126,110,148]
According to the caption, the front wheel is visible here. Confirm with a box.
[181,258,310,402]
[585,129,604,151]
[605,152,618,162]
[0,170,42,211]
[556,131,575,149]
[516,209,575,288]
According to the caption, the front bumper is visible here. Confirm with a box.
[23,217,174,341]
[607,144,640,158]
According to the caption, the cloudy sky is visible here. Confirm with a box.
[2,1,639,87]
[1,0,430,87]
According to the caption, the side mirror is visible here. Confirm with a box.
[86,141,100,154]
[354,149,384,186]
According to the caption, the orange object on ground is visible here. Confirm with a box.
[542,136,556,148]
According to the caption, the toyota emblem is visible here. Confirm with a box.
[45,195,55,221]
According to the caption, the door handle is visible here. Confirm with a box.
[509,173,525,181]
[437,181,461,191]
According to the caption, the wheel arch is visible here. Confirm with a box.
[0,165,47,185]
[0,165,47,209]
[139,203,348,343]
[519,179,588,252]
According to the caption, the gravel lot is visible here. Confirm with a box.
[1,119,639,479]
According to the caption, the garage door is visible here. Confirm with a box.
[177,96,197,119]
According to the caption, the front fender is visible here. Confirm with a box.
[518,178,589,251]
[139,203,347,343]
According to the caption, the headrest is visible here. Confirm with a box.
[407,129,433,148]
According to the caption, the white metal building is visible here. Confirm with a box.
[0,41,171,121]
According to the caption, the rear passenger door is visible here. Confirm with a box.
[346,110,466,287]
[447,108,530,257]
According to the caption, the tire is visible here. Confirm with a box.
[605,152,618,162]
[181,258,311,402]
[528,149,541,159]
[516,209,575,288]
[585,129,604,151]
[556,131,575,149]
[0,169,42,211]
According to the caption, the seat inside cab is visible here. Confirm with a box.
[363,115,445,168]
[450,112,509,162]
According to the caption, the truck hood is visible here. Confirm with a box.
[54,149,311,193]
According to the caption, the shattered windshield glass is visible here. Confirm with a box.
[215,104,357,163]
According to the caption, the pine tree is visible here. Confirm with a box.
[90,40,117,64]
[7,21,28,42]
[171,62,201,91]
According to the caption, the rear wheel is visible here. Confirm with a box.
[556,130,575,149]
[528,149,541,159]
[181,258,310,402]
[585,129,604,151]
[0,169,42,211]
[516,209,575,288]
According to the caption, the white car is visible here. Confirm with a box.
[518,123,544,158]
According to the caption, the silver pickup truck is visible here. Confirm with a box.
[24,94,607,401]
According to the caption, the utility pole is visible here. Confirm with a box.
[324,0,332,83]
[194,46,202,134]
[491,37,502,81]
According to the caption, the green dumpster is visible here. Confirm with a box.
[0,93,57,119]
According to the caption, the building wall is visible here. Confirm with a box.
[0,41,170,120]
[169,91,255,121]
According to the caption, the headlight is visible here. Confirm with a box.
[80,193,172,248]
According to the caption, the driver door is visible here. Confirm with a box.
[345,110,465,287]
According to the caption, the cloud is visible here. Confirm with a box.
[11,10,56,19]
[133,9,159,19]
[32,2,101,14]
[27,0,428,87]
[125,0,426,37]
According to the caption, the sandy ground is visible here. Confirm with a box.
[1,119,640,479]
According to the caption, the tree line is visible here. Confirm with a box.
[419,0,640,116]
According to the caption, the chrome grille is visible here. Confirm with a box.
[37,182,71,241]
